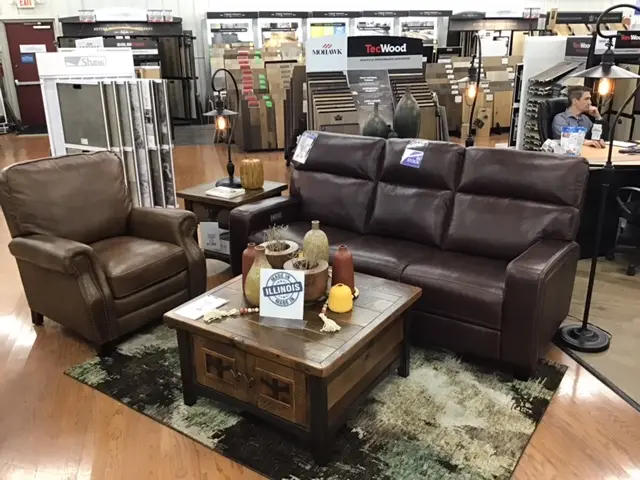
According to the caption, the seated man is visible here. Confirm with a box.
[552,85,606,148]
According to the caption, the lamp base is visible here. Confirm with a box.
[556,324,610,353]
[215,177,242,188]
[465,136,475,147]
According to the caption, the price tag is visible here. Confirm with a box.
[502,57,508,65]
[447,74,454,79]
[508,72,515,79]
[486,93,494,101]
[480,82,489,88]
[454,95,462,103]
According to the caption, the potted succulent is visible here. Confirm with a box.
[283,241,329,302]
[260,225,298,269]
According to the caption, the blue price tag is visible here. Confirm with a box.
[21,53,35,64]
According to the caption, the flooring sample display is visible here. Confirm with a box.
[127,82,154,207]
[57,82,109,148]
[152,80,177,207]
[139,81,165,207]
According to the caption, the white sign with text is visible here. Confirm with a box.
[259,269,305,321]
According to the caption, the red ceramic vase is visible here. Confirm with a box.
[242,243,257,293]
[332,245,355,293]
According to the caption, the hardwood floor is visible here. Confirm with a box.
[0,133,639,480]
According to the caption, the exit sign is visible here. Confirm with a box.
[17,0,36,8]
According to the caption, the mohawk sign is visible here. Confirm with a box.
[311,43,343,55]
[305,35,348,72]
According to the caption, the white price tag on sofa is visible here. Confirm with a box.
[293,131,317,164]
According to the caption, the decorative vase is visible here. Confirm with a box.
[241,243,257,293]
[283,259,329,302]
[328,283,353,313]
[393,87,421,139]
[331,244,355,293]
[244,245,270,306]
[303,220,329,263]
[362,102,389,138]
[260,240,299,269]
[240,158,264,189]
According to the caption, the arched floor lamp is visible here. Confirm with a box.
[556,4,640,352]
[457,32,482,147]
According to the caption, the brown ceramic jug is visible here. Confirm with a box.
[242,243,257,292]
[331,245,355,293]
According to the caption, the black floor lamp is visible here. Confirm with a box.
[556,4,640,353]
[457,32,482,147]
[205,68,242,188]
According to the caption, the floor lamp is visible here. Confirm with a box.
[457,32,482,147]
[556,4,640,353]
[206,68,242,188]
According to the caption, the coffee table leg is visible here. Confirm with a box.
[176,330,197,406]
[398,316,411,378]
[308,376,330,465]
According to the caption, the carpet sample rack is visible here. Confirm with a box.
[307,71,359,135]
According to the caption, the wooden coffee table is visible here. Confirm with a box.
[164,273,421,465]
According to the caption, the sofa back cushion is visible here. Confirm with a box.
[290,132,385,233]
[0,152,131,243]
[369,139,464,247]
[444,148,589,260]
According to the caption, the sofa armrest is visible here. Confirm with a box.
[502,240,580,373]
[129,207,205,297]
[229,196,300,275]
[9,234,95,275]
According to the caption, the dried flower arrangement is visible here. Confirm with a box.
[263,225,290,252]
[291,240,323,270]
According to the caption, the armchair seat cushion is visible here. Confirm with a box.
[91,236,187,298]
[248,221,361,255]
[401,250,508,330]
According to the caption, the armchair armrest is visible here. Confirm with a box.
[502,240,580,373]
[128,207,198,245]
[128,207,205,297]
[9,234,95,275]
[229,196,300,275]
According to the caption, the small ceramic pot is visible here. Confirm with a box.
[283,259,329,302]
[245,245,270,306]
[241,242,257,292]
[260,240,299,269]
[328,283,353,313]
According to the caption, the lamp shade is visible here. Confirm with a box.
[203,108,238,119]
[571,64,640,79]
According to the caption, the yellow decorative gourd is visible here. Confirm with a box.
[240,158,264,190]
[327,283,353,313]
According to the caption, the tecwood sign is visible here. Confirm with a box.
[348,36,423,70]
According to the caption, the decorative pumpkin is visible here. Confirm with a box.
[240,158,264,190]
[362,102,389,138]
[328,283,353,313]
[393,87,421,139]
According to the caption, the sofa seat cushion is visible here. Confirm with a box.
[346,235,431,281]
[400,250,507,330]
[91,236,187,298]
[249,221,361,256]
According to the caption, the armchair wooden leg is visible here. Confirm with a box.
[31,310,44,326]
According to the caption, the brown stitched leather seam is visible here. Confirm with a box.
[70,261,102,343]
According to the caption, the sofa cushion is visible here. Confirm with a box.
[249,221,361,257]
[369,139,464,247]
[290,132,385,234]
[401,250,508,330]
[444,147,588,261]
[346,235,431,281]
[91,236,187,298]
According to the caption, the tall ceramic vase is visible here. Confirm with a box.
[393,87,421,139]
[303,220,329,263]
[332,245,355,293]
[244,245,270,307]
[362,102,389,138]
[242,243,257,293]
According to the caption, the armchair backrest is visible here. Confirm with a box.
[537,97,569,141]
[0,151,131,244]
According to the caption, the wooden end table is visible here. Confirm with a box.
[164,273,421,465]
[177,181,288,262]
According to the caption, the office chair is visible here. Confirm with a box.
[606,186,640,276]
[537,97,569,142]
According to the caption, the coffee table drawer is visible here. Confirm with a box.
[246,355,309,428]
[193,335,248,402]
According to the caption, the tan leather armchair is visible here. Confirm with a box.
[0,152,206,353]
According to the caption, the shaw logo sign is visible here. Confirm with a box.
[364,43,408,54]
[64,56,107,67]
[311,43,343,55]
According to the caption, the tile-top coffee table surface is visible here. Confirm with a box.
[164,272,421,465]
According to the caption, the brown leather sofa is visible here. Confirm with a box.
[0,152,205,353]
[230,132,589,375]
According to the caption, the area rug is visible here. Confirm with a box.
[66,326,566,480]
[558,259,640,412]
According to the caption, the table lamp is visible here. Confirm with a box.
[206,68,242,188]
[556,3,640,353]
